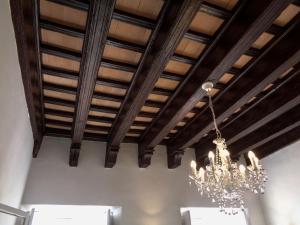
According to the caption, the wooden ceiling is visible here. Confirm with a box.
[11,0,300,168]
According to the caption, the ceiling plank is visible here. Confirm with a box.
[195,67,300,161]
[69,0,115,167]
[169,17,300,153]
[138,0,294,168]
[105,0,203,168]
[10,0,45,157]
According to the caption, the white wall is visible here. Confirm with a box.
[22,137,266,225]
[0,0,34,224]
[260,140,300,225]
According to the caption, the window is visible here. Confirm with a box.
[22,205,115,225]
[181,207,248,225]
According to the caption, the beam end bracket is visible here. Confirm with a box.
[105,145,119,168]
[138,145,154,168]
[167,146,184,169]
[69,143,81,167]
[32,137,43,158]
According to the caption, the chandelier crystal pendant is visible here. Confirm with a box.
[189,82,267,215]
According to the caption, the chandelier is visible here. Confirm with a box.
[189,82,267,215]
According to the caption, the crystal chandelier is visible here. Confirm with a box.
[189,82,267,215]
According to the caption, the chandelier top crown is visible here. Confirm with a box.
[201,81,214,92]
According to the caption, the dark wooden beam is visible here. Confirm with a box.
[195,68,300,160]
[10,0,44,157]
[139,0,294,162]
[175,16,299,142]
[200,2,231,19]
[254,125,300,159]
[50,0,88,10]
[70,0,115,167]
[170,17,300,150]
[101,58,136,73]
[106,0,203,168]
[226,75,300,146]
[229,105,300,156]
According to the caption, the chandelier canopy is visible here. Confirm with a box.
[189,82,267,215]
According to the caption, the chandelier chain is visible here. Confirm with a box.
[207,91,222,139]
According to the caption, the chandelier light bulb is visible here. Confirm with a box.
[208,151,215,161]
[190,160,197,169]
[248,150,255,159]
[189,82,267,215]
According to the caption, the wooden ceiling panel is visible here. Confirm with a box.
[85,129,109,135]
[280,67,294,78]
[274,4,300,26]
[108,19,152,45]
[263,83,274,92]
[44,90,76,102]
[116,0,164,20]
[126,133,140,137]
[103,45,142,65]
[233,55,253,68]
[98,67,134,82]
[135,116,153,122]
[86,121,112,127]
[46,124,71,130]
[252,32,275,49]
[177,121,186,127]
[44,103,74,113]
[195,101,206,109]
[94,84,127,96]
[130,125,146,130]
[40,0,87,29]
[190,12,224,35]
[155,78,179,91]
[147,93,169,102]
[175,38,206,59]
[89,110,116,118]
[41,29,83,52]
[218,73,234,84]
[141,106,159,113]
[43,74,78,88]
[42,53,80,72]
[92,98,121,108]
[185,112,196,118]
[45,114,73,123]
[164,60,191,75]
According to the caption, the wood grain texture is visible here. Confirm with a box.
[10,0,44,157]
[70,0,116,166]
